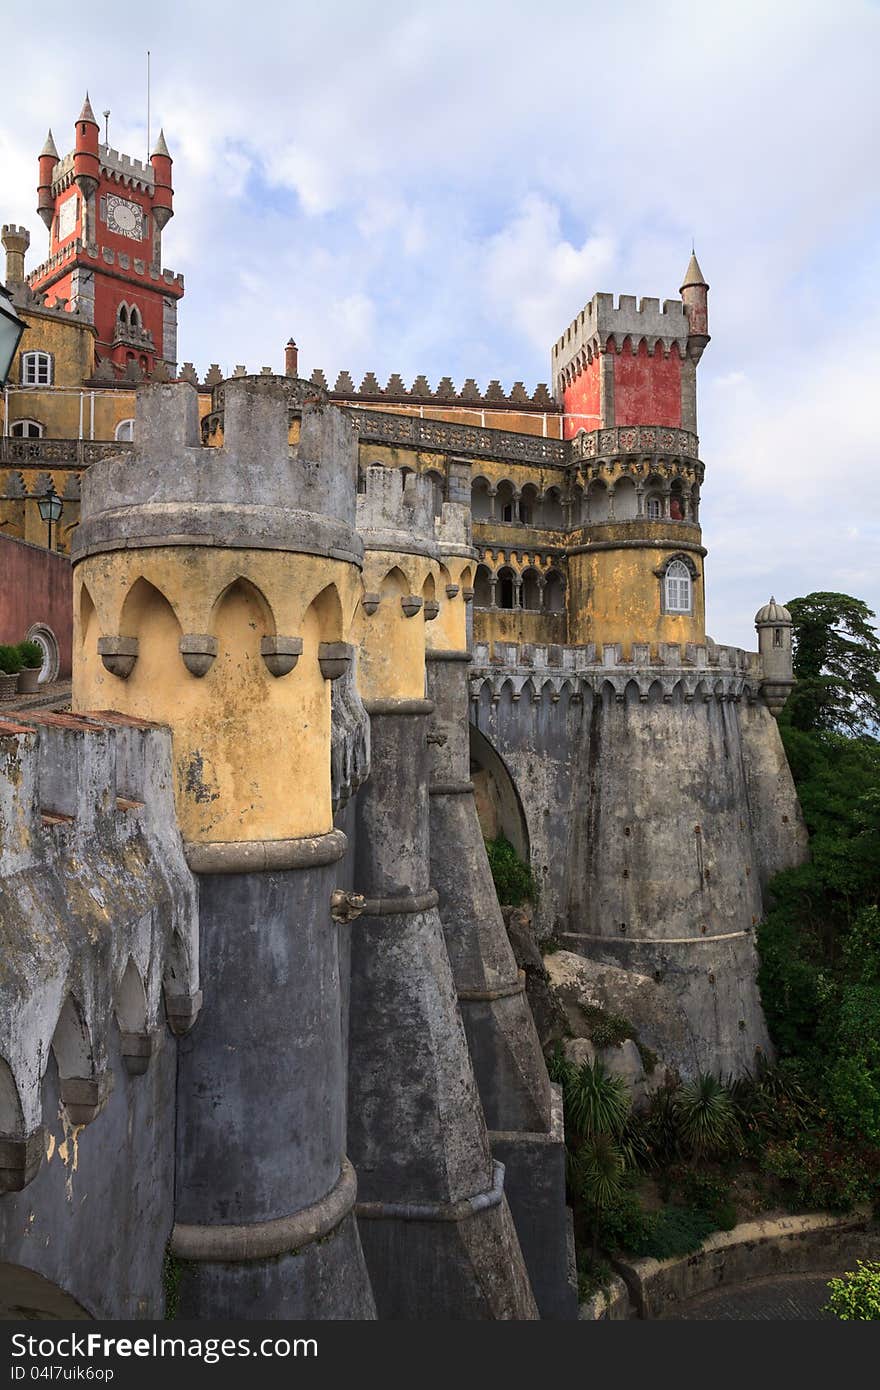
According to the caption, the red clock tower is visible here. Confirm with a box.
[29,94,184,376]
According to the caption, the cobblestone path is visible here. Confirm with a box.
[676,1272,836,1319]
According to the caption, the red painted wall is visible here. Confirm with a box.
[562,356,601,439]
[613,340,682,428]
[0,535,73,677]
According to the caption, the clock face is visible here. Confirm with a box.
[57,195,77,241]
[106,194,144,240]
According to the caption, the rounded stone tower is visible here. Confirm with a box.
[71,377,376,1318]
[348,465,538,1320]
[755,597,795,716]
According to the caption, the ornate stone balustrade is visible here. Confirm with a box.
[470,638,763,703]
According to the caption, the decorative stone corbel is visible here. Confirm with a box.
[0,1128,45,1192]
[120,1028,162,1077]
[461,587,475,603]
[401,595,423,618]
[423,599,440,621]
[330,889,366,923]
[164,987,203,1037]
[362,592,381,616]
[318,641,352,681]
[445,584,460,599]
[179,635,217,678]
[59,1072,113,1126]
[260,635,303,677]
[98,636,139,679]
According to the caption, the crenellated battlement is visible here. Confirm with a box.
[553,291,691,390]
[73,378,362,562]
[356,462,439,557]
[309,368,557,412]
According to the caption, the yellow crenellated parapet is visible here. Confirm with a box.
[71,377,364,852]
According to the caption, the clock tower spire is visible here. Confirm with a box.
[28,95,184,377]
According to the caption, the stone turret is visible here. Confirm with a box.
[680,250,710,361]
[348,465,537,1319]
[71,377,376,1319]
[1,225,30,286]
[756,597,795,716]
[37,130,59,231]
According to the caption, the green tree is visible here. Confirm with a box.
[784,592,880,736]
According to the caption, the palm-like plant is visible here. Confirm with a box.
[565,1058,631,1139]
[674,1072,740,1159]
[574,1132,626,1256]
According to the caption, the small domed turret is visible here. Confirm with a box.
[755,597,794,717]
[754,596,791,625]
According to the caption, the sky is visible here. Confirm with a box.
[3,0,879,649]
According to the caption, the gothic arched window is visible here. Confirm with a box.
[115,418,135,442]
[663,559,692,614]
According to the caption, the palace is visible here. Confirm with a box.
[0,99,809,1321]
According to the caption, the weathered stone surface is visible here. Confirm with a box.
[547,951,691,1078]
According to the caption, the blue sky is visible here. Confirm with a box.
[4,0,879,647]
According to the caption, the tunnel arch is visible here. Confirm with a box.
[468,722,530,863]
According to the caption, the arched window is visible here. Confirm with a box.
[10,419,44,438]
[473,564,493,608]
[471,478,492,521]
[118,304,129,327]
[646,495,663,519]
[115,418,135,442]
[496,481,516,524]
[544,571,565,612]
[130,307,140,329]
[20,351,52,386]
[663,559,692,614]
[521,569,541,610]
[497,566,518,609]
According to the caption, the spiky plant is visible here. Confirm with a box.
[674,1072,740,1159]
[574,1133,627,1256]
[565,1058,631,1140]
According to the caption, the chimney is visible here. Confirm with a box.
[2,225,30,286]
[285,338,298,378]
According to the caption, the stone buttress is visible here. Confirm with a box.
[71,378,376,1318]
[348,466,537,1319]
[426,473,575,1318]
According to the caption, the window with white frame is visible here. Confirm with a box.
[115,418,135,442]
[664,559,692,613]
[10,420,44,438]
[21,352,53,386]
[646,495,663,519]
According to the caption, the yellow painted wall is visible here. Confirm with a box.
[354,548,440,703]
[73,546,360,844]
[567,522,706,651]
[425,557,473,654]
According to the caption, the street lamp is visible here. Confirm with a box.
[37,486,63,550]
[0,281,26,388]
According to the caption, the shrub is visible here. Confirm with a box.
[760,1126,878,1213]
[565,1058,631,1141]
[674,1073,741,1159]
[824,1261,880,1320]
[0,645,23,675]
[596,1191,716,1260]
[484,835,535,906]
[17,640,43,669]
